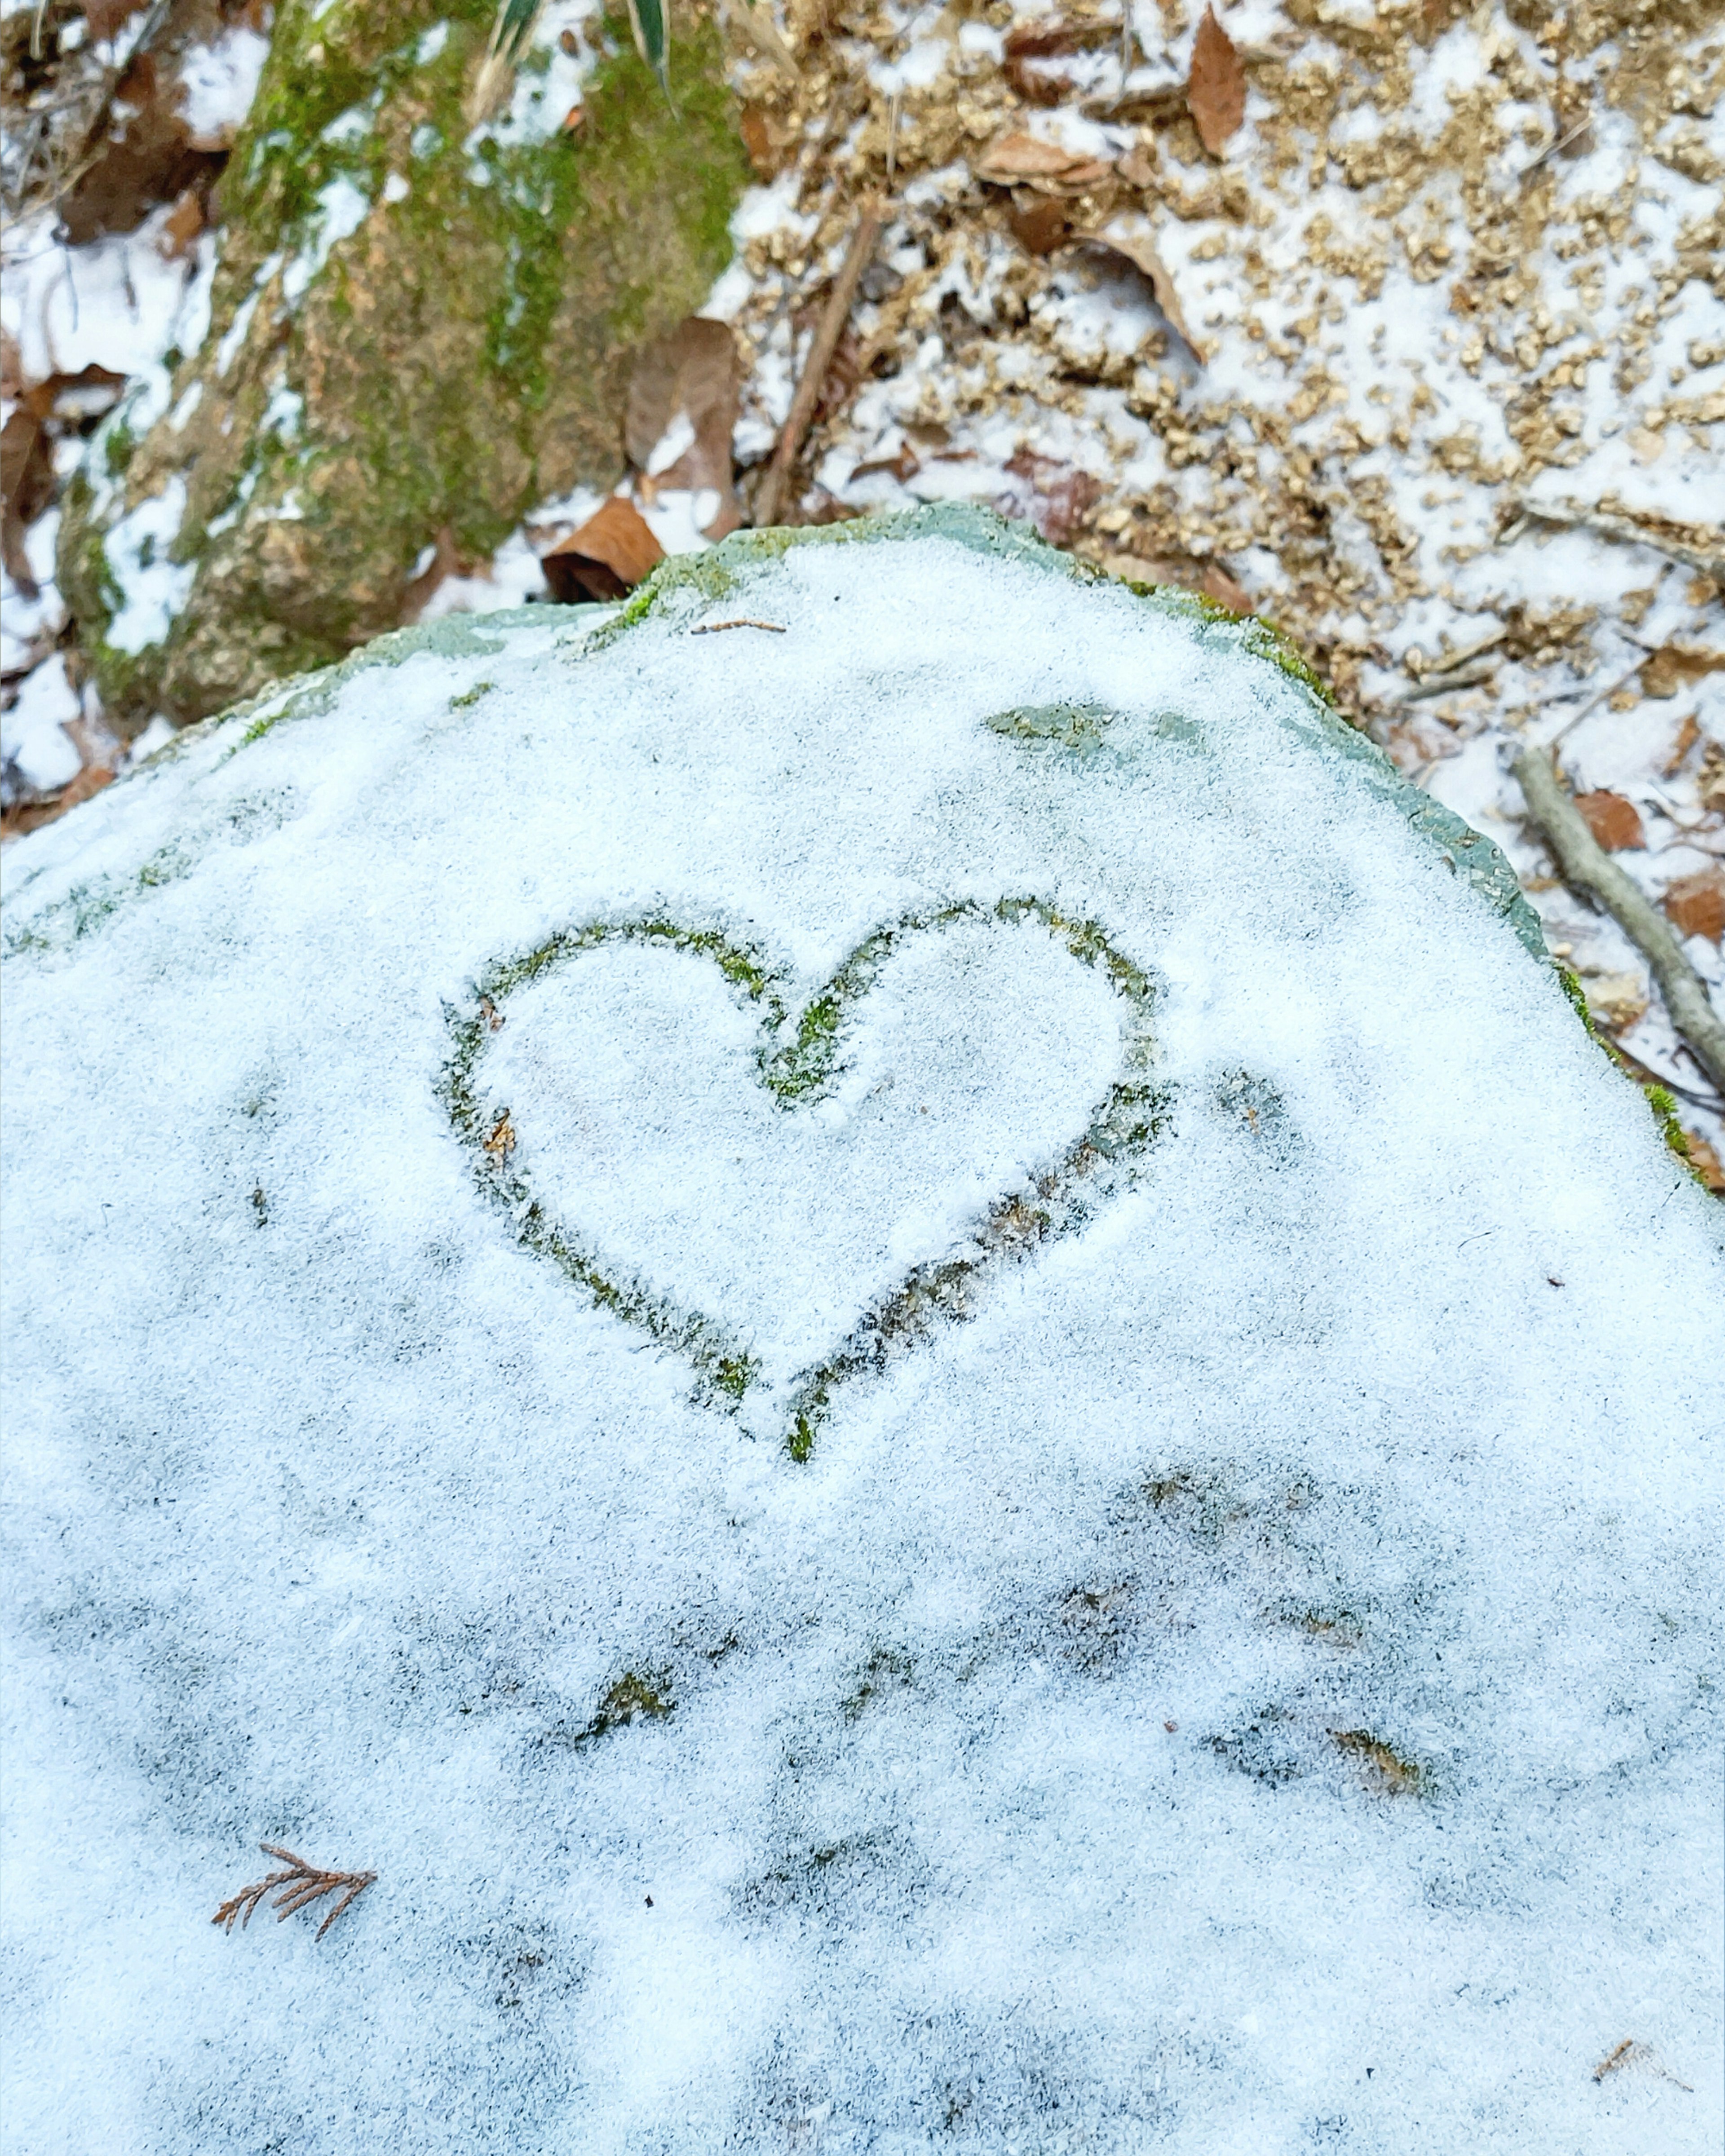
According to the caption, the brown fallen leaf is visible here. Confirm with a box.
[1070,220,1206,363]
[1663,711,1699,776]
[739,106,782,179]
[1662,869,1725,945]
[1099,549,1250,613]
[626,317,743,540]
[1000,448,1102,548]
[157,183,205,259]
[401,524,469,620]
[849,443,920,484]
[483,1112,517,1164]
[973,132,1114,192]
[1641,643,1725,698]
[0,404,53,596]
[0,759,115,842]
[1187,6,1245,158]
[1584,972,1649,1031]
[1701,738,1725,814]
[541,498,665,604]
[1573,790,1644,851]
[60,52,224,245]
[1682,1129,1725,1194]
[1007,196,1074,256]
[1004,18,1115,107]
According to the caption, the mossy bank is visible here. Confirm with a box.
[58,0,748,728]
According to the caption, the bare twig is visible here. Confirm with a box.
[213,1844,377,1941]
[1397,662,1498,704]
[1545,654,1648,747]
[690,616,786,635]
[1514,744,1725,1096]
[753,203,885,529]
[1518,115,1592,181]
[1506,496,1725,578]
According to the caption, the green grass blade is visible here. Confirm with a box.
[627,0,672,97]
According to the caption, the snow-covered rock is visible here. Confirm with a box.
[3,508,1720,2152]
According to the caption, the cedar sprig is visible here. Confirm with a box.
[213,1844,377,1941]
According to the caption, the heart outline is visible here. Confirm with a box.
[441,897,1170,1458]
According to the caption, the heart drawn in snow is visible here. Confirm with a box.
[442,898,1168,1457]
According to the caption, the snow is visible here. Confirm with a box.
[0,652,82,792]
[3,516,1720,2150]
[101,477,195,654]
[177,27,271,149]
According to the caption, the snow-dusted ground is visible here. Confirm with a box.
[3,523,1721,2149]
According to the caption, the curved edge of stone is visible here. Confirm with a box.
[606,503,1552,969]
[15,506,1548,980]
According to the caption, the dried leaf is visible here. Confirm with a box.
[1699,739,1725,815]
[1099,549,1250,613]
[1573,790,1645,851]
[1007,196,1073,256]
[1639,643,1725,698]
[158,184,205,259]
[739,106,781,179]
[541,498,665,604]
[1682,1129,1725,1194]
[59,53,223,245]
[625,317,742,540]
[1187,6,1245,158]
[1583,972,1648,1032]
[999,449,1102,548]
[1663,711,1699,776]
[1004,18,1114,107]
[0,405,53,594]
[0,760,114,841]
[1662,869,1725,945]
[973,132,1114,191]
[1072,220,1207,363]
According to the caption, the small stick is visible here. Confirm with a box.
[1592,2038,1634,2081]
[690,617,787,635]
[1514,744,1725,1097]
[1506,497,1725,579]
[1518,115,1592,181]
[1545,654,1646,747]
[754,203,885,530]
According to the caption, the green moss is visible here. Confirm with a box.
[1330,1729,1428,1796]
[439,892,1168,1461]
[1556,962,1595,1032]
[449,678,495,709]
[565,1668,675,1745]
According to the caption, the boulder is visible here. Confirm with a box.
[4,510,1720,2149]
[56,0,748,729]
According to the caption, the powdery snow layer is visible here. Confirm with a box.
[2,518,1720,2153]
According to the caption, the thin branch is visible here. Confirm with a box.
[753,203,885,529]
[213,1843,377,1941]
[1505,496,1725,578]
[690,616,787,635]
[1513,744,1725,1097]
